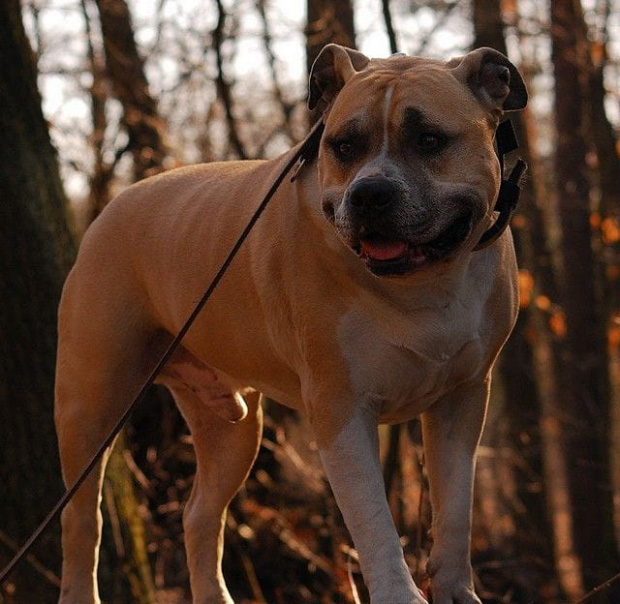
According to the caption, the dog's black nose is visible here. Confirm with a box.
[348,177,397,215]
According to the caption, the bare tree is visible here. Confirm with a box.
[0,0,74,599]
[255,0,298,147]
[471,1,563,599]
[94,0,168,182]
[306,0,356,124]
[551,0,620,594]
[81,0,113,219]
[583,4,620,541]
[306,0,356,73]
[213,0,249,159]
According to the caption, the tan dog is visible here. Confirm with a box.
[55,44,527,603]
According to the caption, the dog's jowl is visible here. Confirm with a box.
[55,44,527,604]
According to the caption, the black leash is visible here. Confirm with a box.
[0,117,522,586]
[0,119,325,586]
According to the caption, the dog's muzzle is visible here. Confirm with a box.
[344,177,474,276]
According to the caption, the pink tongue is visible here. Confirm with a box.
[360,239,408,261]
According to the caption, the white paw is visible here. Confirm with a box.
[368,584,429,604]
[430,584,482,604]
[427,556,482,604]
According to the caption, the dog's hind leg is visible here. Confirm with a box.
[55,284,158,603]
[55,398,110,604]
[169,384,263,604]
[55,364,144,604]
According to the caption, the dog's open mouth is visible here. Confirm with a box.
[355,213,473,276]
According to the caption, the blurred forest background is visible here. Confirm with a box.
[1,0,620,602]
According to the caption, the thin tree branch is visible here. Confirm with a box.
[417,1,460,55]
[381,0,398,54]
[81,0,113,219]
[0,529,61,588]
[213,0,249,159]
[255,0,297,143]
[573,571,620,604]
[95,0,168,180]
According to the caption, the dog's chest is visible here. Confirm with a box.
[337,301,487,422]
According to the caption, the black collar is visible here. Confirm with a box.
[474,119,526,250]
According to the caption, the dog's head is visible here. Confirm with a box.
[308,44,527,276]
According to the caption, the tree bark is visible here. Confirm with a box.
[0,0,75,599]
[306,0,356,124]
[472,0,505,51]
[94,0,167,181]
[472,1,562,598]
[584,1,620,221]
[306,0,356,73]
[98,433,157,603]
[0,3,157,602]
[582,3,620,545]
[551,0,619,592]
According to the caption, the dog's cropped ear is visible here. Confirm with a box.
[450,47,527,114]
[308,44,370,111]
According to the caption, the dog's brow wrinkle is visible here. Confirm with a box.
[331,118,368,143]
[403,107,440,132]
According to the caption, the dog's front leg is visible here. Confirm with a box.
[421,380,489,604]
[317,403,427,604]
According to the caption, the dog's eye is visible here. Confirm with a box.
[416,132,445,152]
[328,131,367,162]
[337,142,354,158]
[328,137,357,161]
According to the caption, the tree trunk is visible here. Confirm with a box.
[81,0,113,221]
[551,0,620,592]
[306,0,356,73]
[306,0,356,124]
[0,0,75,599]
[471,1,561,598]
[93,0,167,181]
[98,433,157,603]
[584,2,620,222]
[472,0,505,51]
[0,2,156,602]
[583,4,620,547]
